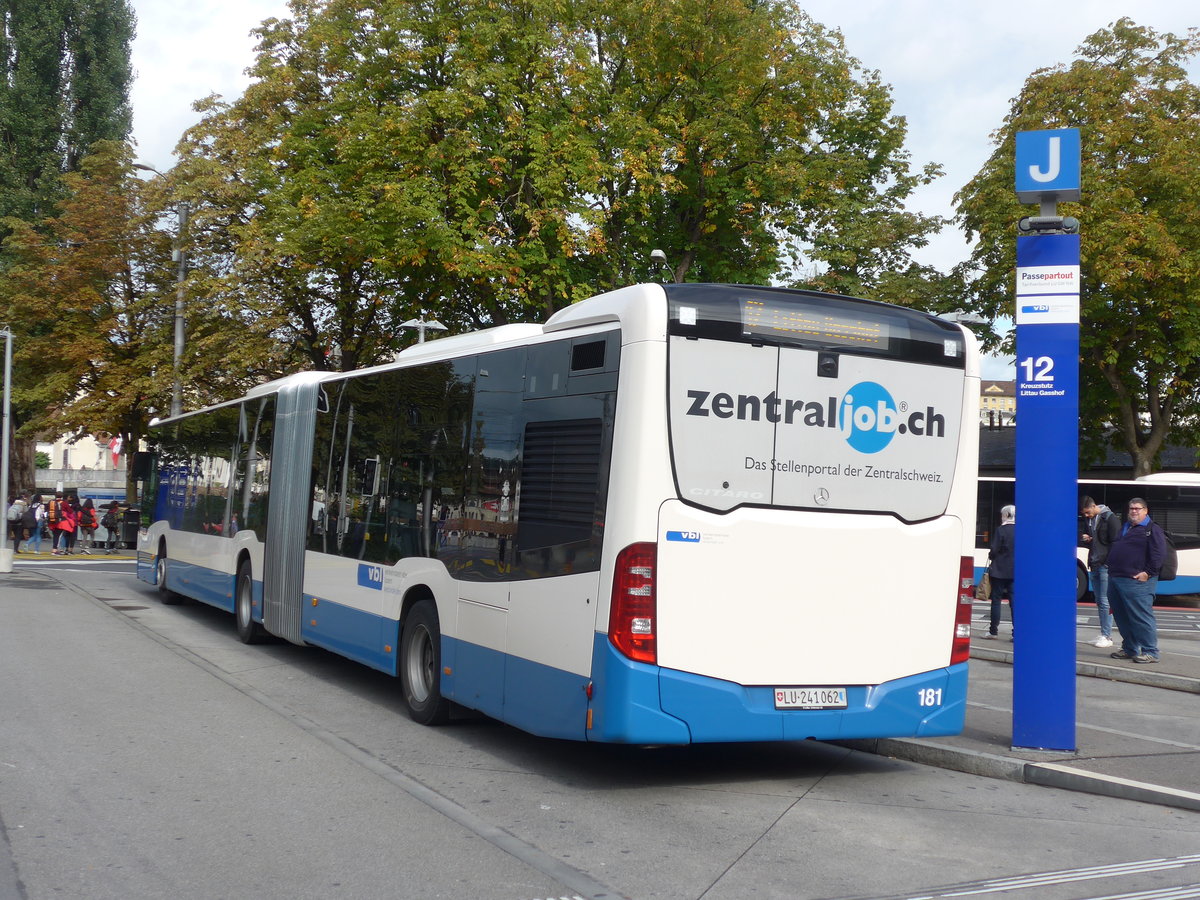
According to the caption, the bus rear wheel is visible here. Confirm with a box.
[156,549,183,605]
[235,561,266,644]
[400,600,450,726]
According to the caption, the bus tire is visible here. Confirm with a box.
[156,549,183,605]
[235,560,266,644]
[1076,562,1089,602]
[400,599,450,726]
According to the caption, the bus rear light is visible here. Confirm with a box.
[951,555,975,665]
[610,542,657,664]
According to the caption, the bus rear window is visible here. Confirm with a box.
[668,337,967,521]
[665,283,965,368]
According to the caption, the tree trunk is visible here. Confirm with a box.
[7,437,37,497]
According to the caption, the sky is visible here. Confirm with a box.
[129,1,1200,377]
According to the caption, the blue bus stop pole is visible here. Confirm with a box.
[1011,129,1081,751]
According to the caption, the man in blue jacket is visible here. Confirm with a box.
[1106,497,1166,663]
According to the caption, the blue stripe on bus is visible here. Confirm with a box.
[586,633,691,744]
[301,596,396,673]
[587,634,967,744]
[165,558,235,613]
[442,637,590,740]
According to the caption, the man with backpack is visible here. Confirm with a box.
[6,494,28,549]
[1106,497,1166,664]
[20,495,45,554]
[47,492,69,555]
[99,501,121,554]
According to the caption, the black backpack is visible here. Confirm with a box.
[1155,523,1178,581]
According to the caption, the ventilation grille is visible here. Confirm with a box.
[571,340,606,372]
[518,419,603,549]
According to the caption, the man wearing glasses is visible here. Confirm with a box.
[1105,498,1166,664]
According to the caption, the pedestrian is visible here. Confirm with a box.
[984,505,1016,639]
[78,498,98,554]
[1081,495,1121,648]
[47,492,68,554]
[99,501,121,553]
[7,493,28,549]
[20,495,44,553]
[56,495,79,555]
[1106,497,1166,664]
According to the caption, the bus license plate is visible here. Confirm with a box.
[774,687,848,710]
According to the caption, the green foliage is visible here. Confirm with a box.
[0,142,283,499]
[0,143,168,455]
[34,451,50,469]
[178,0,944,370]
[955,19,1200,476]
[0,0,134,224]
[0,0,134,495]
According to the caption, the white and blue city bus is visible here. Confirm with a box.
[137,283,980,743]
[976,474,1200,601]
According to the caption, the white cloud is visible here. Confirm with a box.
[802,0,1200,270]
[130,0,291,170]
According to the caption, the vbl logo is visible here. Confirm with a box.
[357,564,384,590]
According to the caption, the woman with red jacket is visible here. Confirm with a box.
[55,496,79,556]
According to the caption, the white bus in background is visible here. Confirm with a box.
[137,283,980,743]
[976,475,1200,600]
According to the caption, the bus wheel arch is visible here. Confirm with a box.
[1076,560,1089,602]
[399,592,451,726]
[235,553,266,644]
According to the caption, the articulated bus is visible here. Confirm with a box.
[136,283,980,743]
[976,475,1200,600]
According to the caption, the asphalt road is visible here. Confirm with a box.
[2,563,1199,900]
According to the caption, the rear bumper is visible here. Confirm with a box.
[588,634,967,744]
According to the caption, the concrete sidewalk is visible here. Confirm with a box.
[846,609,1200,812]
[8,548,135,560]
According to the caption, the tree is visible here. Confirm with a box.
[578,0,944,298]
[179,0,943,369]
[0,0,134,224]
[0,142,277,499]
[955,19,1200,477]
[0,0,135,496]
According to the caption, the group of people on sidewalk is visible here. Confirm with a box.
[980,495,1165,665]
[5,492,124,555]
[1081,495,1165,664]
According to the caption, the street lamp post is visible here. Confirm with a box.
[170,201,189,417]
[134,163,188,417]
[0,327,14,573]
[399,317,447,344]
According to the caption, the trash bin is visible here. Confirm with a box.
[120,507,140,550]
